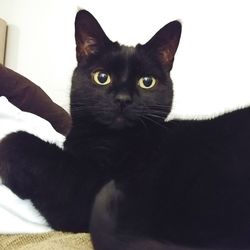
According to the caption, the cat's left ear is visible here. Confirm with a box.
[75,10,112,62]
[143,20,182,71]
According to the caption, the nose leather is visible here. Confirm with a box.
[114,93,132,109]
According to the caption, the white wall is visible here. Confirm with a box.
[1,0,250,118]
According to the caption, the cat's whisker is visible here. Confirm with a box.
[146,113,166,120]
[146,106,170,110]
[150,111,168,116]
[137,117,149,131]
[146,104,171,109]
[141,115,167,130]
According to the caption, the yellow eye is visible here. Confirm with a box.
[138,76,157,89]
[92,71,112,86]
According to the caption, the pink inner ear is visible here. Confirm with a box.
[76,35,97,60]
[159,36,179,66]
[160,48,173,65]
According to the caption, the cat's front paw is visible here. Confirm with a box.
[0,131,58,198]
[90,180,125,250]
[0,132,35,196]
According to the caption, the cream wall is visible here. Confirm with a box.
[0,0,250,118]
[0,0,75,110]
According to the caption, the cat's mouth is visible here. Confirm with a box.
[110,114,134,130]
[95,110,136,130]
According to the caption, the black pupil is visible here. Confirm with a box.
[143,77,153,87]
[98,72,108,83]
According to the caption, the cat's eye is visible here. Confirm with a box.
[138,77,157,89]
[92,71,112,86]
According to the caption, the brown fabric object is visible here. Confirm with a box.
[0,65,71,136]
[0,232,93,250]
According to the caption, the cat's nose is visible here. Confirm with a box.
[114,93,132,109]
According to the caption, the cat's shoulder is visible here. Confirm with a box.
[168,105,250,125]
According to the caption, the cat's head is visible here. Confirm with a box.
[71,10,181,130]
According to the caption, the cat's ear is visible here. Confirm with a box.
[75,10,112,62]
[143,20,182,71]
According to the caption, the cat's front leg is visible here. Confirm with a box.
[90,181,173,250]
[0,131,67,199]
[90,180,126,250]
[90,181,215,250]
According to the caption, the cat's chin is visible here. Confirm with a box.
[103,115,134,130]
[109,117,133,130]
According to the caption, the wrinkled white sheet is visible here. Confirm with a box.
[0,97,66,233]
[0,182,52,233]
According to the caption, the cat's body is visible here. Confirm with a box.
[0,10,250,250]
[90,110,250,250]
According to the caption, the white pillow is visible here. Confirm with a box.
[0,96,65,147]
[0,96,66,233]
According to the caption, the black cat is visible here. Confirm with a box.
[0,10,177,233]
[0,10,250,250]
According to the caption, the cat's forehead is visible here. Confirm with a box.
[96,45,138,72]
[105,44,147,67]
[90,43,163,78]
[119,45,136,57]
[108,45,137,64]
[109,44,162,76]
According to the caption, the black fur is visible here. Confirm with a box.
[90,110,250,249]
[0,10,250,250]
[0,10,178,233]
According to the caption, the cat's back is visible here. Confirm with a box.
[107,106,250,248]
[166,105,250,155]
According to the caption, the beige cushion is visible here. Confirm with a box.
[0,232,93,250]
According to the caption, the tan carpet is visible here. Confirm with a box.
[0,232,93,250]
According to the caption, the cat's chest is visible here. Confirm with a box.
[111,131,168,176]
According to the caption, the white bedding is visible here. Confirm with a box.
[0,183,52,233]
[0,97,66,233]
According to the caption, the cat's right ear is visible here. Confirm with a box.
[143,20,182,71]
[75,10,112,62]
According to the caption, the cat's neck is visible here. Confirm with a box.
[64,115,170,180]
[64,116,167,153]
